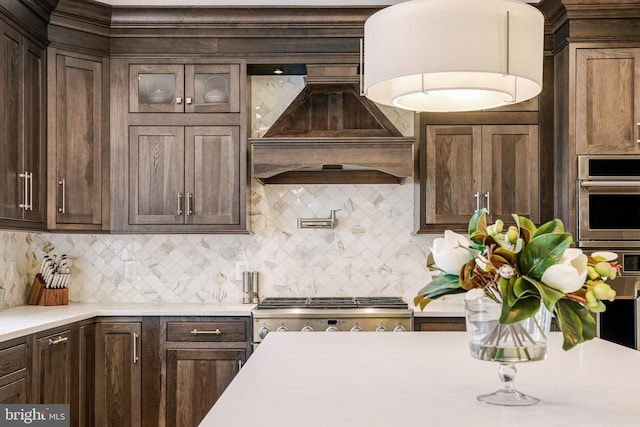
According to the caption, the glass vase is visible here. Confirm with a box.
[465,296,551,406]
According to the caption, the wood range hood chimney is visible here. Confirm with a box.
[250,64,415,185]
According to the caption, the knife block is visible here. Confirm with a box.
[27,274,69,306]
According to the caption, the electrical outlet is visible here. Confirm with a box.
[235,261,249,280]
[124,260,138,280]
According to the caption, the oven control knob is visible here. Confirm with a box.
[350,326,362,332]
[301,326,314,332]
[393,326,407,332]
[326,326,339,332]
[258,326,270,339]
[375,326,387,332]
[276,326,288,332]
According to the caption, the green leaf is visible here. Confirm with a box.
[554,299,597,351]
[500,296,540,324]
[416,274,464,300]
[518,233,572,280]
[513,277,537,298]
[468,209,487,237]
[531,218,566,239]
[522,276,565,313]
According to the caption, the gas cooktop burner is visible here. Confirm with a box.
[255,296,409,310]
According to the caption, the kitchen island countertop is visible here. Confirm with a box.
[201,332,640,427]
[0,302,254,342]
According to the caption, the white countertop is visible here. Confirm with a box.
[0,303,254,343]
[201,332,640,427]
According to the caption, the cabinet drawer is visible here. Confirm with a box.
[166,321,245,342]
[0,344,27,378]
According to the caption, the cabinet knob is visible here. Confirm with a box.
[186,97,192,105]
[176,97,182,104]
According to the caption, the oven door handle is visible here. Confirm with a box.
[580,181,640,188]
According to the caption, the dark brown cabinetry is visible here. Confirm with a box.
[78,324,96,427]
[128,126,241,228]
[129,64,239,114]
[0,17,46,229]
[420,123,539,232]
[575,48,640,155]
[0,340,29,404]
[163,318,249,427]
[47,50,109,231]
[414,317,466,332]
[32,329,72,406]
[95,321,142,427]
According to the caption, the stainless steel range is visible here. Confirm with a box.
[251,297,413,346]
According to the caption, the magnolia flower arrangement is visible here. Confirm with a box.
[415,209,620,351]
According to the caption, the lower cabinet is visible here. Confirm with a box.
[95,321,142,427]
[32,328,72,406]
[162,318,250,427]
[0,340,29,404]
[414,317,467,332]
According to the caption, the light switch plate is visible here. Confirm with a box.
[124,260,138,280]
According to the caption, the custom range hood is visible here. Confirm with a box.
[250,65,414,185]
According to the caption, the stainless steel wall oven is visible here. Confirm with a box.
[578,156,640,247]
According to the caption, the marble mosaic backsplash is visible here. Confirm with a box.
[0,75,444,309]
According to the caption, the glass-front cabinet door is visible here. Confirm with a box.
[129,63,239,114]
[185,64,239,113]
[130,64,184,113]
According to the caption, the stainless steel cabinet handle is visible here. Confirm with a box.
[48,336,68,346]
[133,332,139,364]
[176,97,182,104]
[186,192,193,215]
[484,192,491,215]
[190,329,222,335]
[474,192,480,212]
[58,179,66,213]
[580,181,640,188]
[238,360,243,370]
[177,192,183,216]
[18,172,32,210]
[637,122,640,143]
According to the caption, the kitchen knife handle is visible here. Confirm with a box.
[48,336,68,346]
[190,329,222,335]
[484,192,491,215]
[186,192,193,215]
[474,192,480,212]
[177,192,183,216]
[58,179,66,213]
[132,332,139,364]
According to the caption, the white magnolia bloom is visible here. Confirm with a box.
[540,248,588,293]
[498,265,515,279]
[431,230,474,275]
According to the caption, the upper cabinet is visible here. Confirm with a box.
[47,50,109,231]
[0,17,46,229]
[421,124,539,232]
[110,58,248,233]
[129,64,240,114]
[575,48,640,155]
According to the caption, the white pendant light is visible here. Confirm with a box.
[364,0,544,112]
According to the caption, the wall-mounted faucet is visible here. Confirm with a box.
[297,210,339,229]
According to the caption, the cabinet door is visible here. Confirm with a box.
[22,39,46,223]
[0,19,24,221]
[53,54,103,226]
[576,48,640,154]
[166,348,244,427]
[95,323,141,427]
[185,64,240,113]
[129,64,184,113]
[78,324,96,427]
[424,125,483,228]
[129,126,185,225]
[0,379,27,404]
[185,126,240,225]
[482,125,539,224]
[33,330,72,405]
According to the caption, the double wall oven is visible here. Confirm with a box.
[578,156,640,350]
